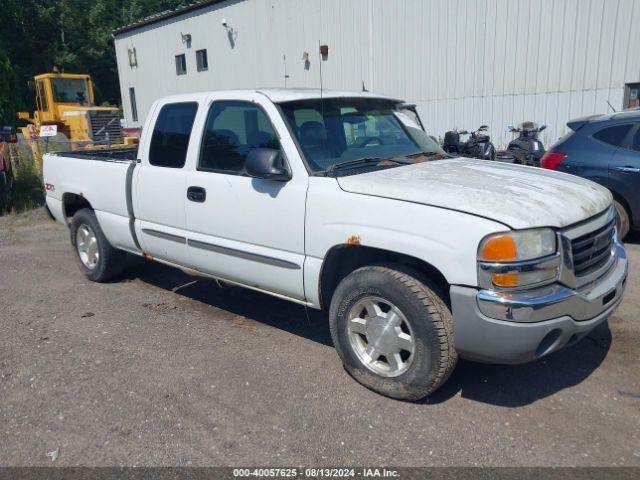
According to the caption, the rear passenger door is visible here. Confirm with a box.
[609,123,640,224]
[134,101,199,267]
[184,94,307,301]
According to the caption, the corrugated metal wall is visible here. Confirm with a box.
[115,0,640,146]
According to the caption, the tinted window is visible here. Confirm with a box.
[592,124,633,147]
[36,80,48,111]
[129,87,138,122]
[51,77,89,104]
[196,49,208,72]
[626,83,640,109]
[175,54,187,75]
[198,101,280,174]
[149,102,198,168]
[632,127,640,152]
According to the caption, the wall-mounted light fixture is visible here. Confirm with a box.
[221,19,237,48]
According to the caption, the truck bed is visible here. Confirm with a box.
[43,149,139,254]
[49,147,138,162]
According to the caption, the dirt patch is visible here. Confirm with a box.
[0,207,54,244]
[143,301,181,315]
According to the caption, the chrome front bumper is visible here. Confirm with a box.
[450,238,627,364]
[476,240,627,323]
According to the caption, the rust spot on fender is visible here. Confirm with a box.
[346,235,361,245]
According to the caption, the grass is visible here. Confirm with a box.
[2,141,47,215]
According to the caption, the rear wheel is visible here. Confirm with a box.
[70,208,125,282]
[614,199,630,240]
[329,265,457,401]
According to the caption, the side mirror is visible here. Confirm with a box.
[539,125,547,131]
[0,126,18,144]
[245,148,291,181]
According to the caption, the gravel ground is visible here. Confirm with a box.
[0,210,638,467]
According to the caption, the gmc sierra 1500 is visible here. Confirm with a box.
[43,89,627,400]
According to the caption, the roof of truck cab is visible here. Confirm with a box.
[155,89,402,104]
[256,88,402,103]
[35,73,91,80]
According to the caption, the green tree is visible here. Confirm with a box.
[0,52,21,126]
[0,0,187,125]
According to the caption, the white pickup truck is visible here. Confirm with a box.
[43,89,628,400]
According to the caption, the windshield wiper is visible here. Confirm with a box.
[403,151,443,158]
[324,157,409,176]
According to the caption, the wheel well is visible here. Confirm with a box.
[62,193,93,222]
[319,244,450,310]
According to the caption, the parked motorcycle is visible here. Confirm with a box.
[443,125,496,160]
[496,122,547,166]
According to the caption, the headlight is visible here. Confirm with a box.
[478,229,559,289]
[479,228,557,262]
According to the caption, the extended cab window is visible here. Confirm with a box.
[149,102,198,168]
[199,101,280,174]
[592,124,633,147]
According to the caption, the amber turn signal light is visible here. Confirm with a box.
[492,273,519,287]
[481,235,517,262]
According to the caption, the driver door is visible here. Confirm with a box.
[184,93,308,301]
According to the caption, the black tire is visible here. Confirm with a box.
[486,145,496,161]
[70,208,125,282]
[329,264,457,401]
[614,199,630,241]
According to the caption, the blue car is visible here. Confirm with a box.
[542,110,640,239]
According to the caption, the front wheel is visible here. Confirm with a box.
[329,265,457,401]
[70,208,125,282]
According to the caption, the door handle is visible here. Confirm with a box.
[187,186,206,202]
[611,165,640,173]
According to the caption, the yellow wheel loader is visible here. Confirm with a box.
[18,72,137,146]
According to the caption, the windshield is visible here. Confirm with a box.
[51,78,90,104]
[279,98,445,174]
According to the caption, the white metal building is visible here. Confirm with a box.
[114,0,640,146]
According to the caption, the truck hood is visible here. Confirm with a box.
[336,158,612,229]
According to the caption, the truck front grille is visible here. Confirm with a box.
[571,216,616,277]
[87,111,123,144]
